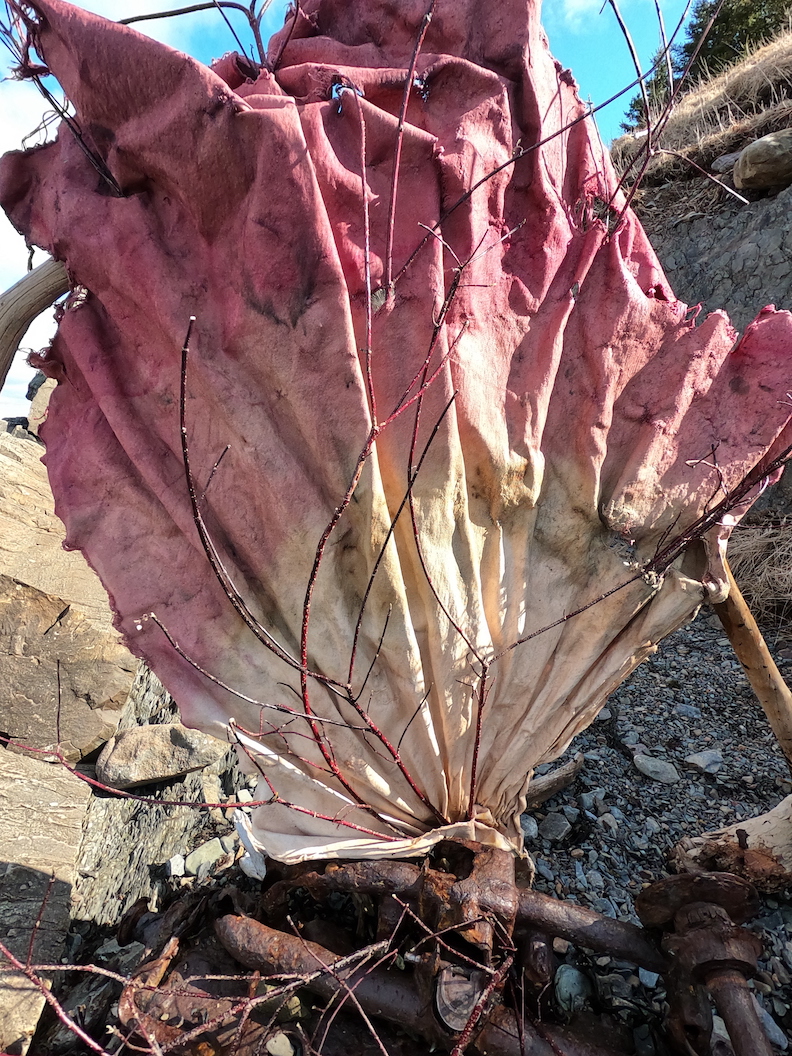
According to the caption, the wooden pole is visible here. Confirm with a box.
[0,259,69,390]
[713,559,792,770]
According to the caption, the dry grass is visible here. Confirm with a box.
[611,29,792,184]
[728,524,792,625]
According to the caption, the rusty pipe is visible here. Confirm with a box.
[215,915,429,1029]
[517,889,666,974]
[299,858,666,973]
[475,1005,632,1056]
[215,915,626,1056]
[706,968,774,1056]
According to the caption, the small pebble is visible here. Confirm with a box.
[266,1035,296,1056]
[638,968,659,988]
[520,814,539,840]
[684,749,724,774]
[166,854,185,877]
[674,702,702,719]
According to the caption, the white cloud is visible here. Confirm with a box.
[551,0,603,33]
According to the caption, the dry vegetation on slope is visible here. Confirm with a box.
[612,27,792,185]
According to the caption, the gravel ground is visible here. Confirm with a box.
[523,605,792,1052]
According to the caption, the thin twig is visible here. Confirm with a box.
[383,0,435,291]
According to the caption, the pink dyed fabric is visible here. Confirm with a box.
[2,0,791,861]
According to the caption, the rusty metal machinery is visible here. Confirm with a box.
[114,842,775,1056]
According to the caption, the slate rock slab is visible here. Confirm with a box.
[0,431,116,632]
[96,722,230,789]
[0,575,136,762]
[0,751,90,1055]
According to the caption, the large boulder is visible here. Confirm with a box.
[734,128,792,189]
[96,721,230,789]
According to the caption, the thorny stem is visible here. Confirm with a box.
[383,0,435,292]
[351,88,377,424]
[656,147,750,204]
[0,940,114,1056]
[494,439,792,663]
[608,0,651,158]
[26,872,54,967]
[450,954,514,1056]
[233,724,406,838]
[289,926,392,1056]
[297,425,396,819]
[271,0,299,72]
[120,1,267,65]
[347,394,458,688]
[148,612,364,730]
[611,0,724,227]
[466,661,490,820]
[178,319,312,679]
[392,12,693,288]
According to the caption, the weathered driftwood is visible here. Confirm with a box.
[0,258,68,388]
[524,752,584,810]
[672,794,792,892]
[714,561,792,768]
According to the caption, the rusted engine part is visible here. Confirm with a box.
[636,872,773,1056]
[214,913,628,1056]
[287,845,665,974]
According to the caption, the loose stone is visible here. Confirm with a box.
[538,812,572,842]
[633,754,680,784]
[684,749,724,774]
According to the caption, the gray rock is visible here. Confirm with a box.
[684,749,724,774]
[578,788,606,812]
[93,938,145,974]
[538,812,572,842]
[535,860,555,883]
[598,972,632,1001]
[735,129,792,189]
[674,703,702,719]
[633,754,680,784]
[638,968,659,988]
[96,722,229,789]
[266,1034,297,1056]
[598,812,619,832]
[42,977,117,1052]
[75,668,237,927]
[220,833,239,855]
[520,814,539,840]
[554,965,593,1014]
[752,995,789,1051]
[184,837,225,876]
[711,149,742,174]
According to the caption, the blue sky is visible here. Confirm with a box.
[0,0,693,416]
